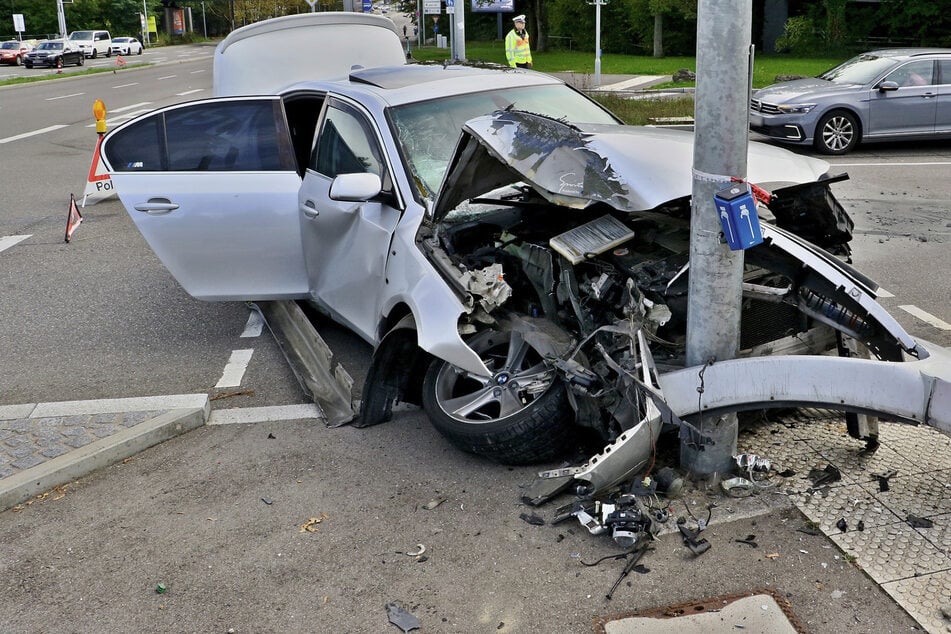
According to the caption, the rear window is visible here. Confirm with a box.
[70,31,93,40]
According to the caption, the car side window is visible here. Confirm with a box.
[939,60,951,85]
[106,100,296,172]
[311,103,387,187]
[885,60,934,87]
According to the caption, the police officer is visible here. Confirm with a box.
[505,14,532,69]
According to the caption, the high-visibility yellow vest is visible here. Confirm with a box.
[505,29,532,67]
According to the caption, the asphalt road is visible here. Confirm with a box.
[0,43,949,633]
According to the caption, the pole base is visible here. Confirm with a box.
[680,413,738,478]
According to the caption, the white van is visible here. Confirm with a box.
[68,30,111,58]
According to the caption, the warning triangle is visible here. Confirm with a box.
[82,134,117,207]
[65,193,84,243]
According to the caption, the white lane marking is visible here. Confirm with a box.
[111,102,151,112]
[208,404,323,426]
[176,89,203,96]
[190,69,206,74]
[834,161,951,167]
[24,394,209,418]
[86,109,152,127]
[112,82,140,88]
[157,74,176,80]
[45,92,85,101]
[240,310,264,338]
[876,287,894,298]
[0,235,31,253]
[0,124,69,144]
[215,349,254,388]
[899,305,951,330]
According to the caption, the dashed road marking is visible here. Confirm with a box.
[112,82,140,88]
[111,102,151,112]
[157,74,176,80]
[0,235,31,253]
[876,287,894,298]
[215,349,254,388]
[45,92,84,101]
[0,125,69,144]
[899,305,951,331]
[190,69,206,74]
[176,89,203,96]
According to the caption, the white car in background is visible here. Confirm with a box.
[110,37,143,56]
[100,13,951,484]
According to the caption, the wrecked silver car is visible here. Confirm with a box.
[101,14,951,482]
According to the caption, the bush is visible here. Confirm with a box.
[774,16,823,55]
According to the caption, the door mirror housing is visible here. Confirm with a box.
[878,80,899,92]
[329,173,382,202]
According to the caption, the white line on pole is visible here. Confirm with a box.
[899,305,951,330]
[215,349,255,388]
[0,125,69,144]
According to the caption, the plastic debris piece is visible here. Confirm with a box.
[155,583,167,594]
[678,525,711,556]
[777,468,796,478]
[857,520,865,531]
[764,552,780,559]
[422,497,446,510]
[830,590,845,599]
[906,514,933,529]
[734,453,771,473]
[300,514,328,533]
[386,603,421,633]
[261,497,273,505]
[836,518,848,532]
[808,464,841,487]
[405,544,426,557]
[873,469,897,492]
[721,477,755,498]
[520,512,545,526]
[734,534,758,548]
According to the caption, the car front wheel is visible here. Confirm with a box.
[77,55,84,66]
[814,110,859,155]
[91,49,97,59]
[421,328,576,465]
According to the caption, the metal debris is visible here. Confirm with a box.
[808,464,842,487]
[519,512,545,526]
[405,544,426,556]
[905,514,933,529]
[385,603,421,633]
[873,469,897,492]
[735,534,758,548]
[721,477,755,498]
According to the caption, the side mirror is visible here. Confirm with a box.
[878,80,899,92]
[329,173,382,202]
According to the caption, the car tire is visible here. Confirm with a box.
[14,55,21,66]
[421,328,576,465]
[106,49,111,57]
[24,62,32,69]
[138,47,143,55]
[77,55,84,66]
[91,49,97,59]
[814,110,859,155]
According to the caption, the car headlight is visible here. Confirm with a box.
[776,103,817,115]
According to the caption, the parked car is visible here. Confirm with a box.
[751,48,951,154]
[24,40,84,69]
[101,14,951,477]
[0,40,34,66]
[67,29,111,58]
[110,37,143,56]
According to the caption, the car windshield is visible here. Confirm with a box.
[390,84,620,198]
[69,31,93,40]
[1,42,18,50]
[38,42,62,50]
[818,53,899,84]
[115,38,129,42]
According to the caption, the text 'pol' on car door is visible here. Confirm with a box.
[101,97,309,301]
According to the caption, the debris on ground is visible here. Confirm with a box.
[836,518,848,532]
[721,476,755,498]
[873,469,897,492]
[734,534,758,548]
[808,464,842,487]
[155,583,167,594]
[519,512,545,526]
[300,514,329,533]
[905,514,933,529]
[422,497,446,510]
[385,602,421,633]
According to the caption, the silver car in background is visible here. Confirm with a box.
[750,48,951,154]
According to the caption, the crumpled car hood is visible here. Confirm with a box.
[432,110,833,222]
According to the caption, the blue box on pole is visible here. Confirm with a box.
[714,183,763,251]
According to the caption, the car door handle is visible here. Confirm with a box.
[302,199,319,219]
[134,199,180,215]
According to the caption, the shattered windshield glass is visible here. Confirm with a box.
[389,84,619,199]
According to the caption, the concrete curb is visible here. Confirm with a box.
[0,397,209,512]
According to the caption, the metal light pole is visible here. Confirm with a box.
[56,0,67,38]
[143,0,151,46]
[681,0,754,477]
[587,0,607,88]
[200,1,207,37]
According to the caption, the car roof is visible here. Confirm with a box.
[867,47,951,58]
[282,63,563,107]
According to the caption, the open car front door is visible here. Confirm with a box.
[101,96,308,301]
